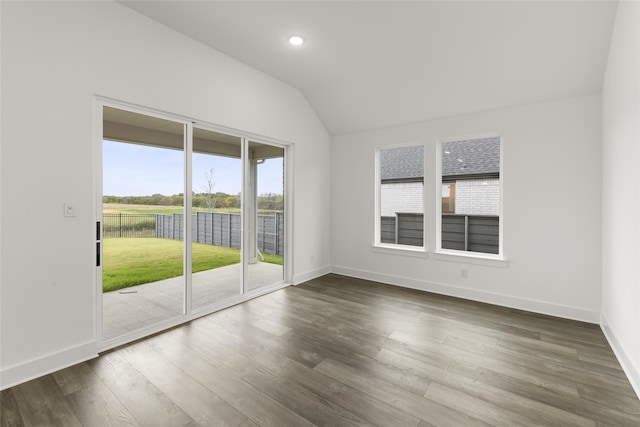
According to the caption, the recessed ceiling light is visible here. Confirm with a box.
[288,35,304,46]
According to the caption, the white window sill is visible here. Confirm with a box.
[433,250,509,268]
[372,244,428,258]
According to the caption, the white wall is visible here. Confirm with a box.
[0,1,330,389]
[332,94,602,322]
[601,1,640,398]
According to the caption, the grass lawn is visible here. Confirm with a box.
[261,253,284,265]
[103,238,282,292]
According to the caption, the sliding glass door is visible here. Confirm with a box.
[246,141,285,292]
[191,128,243,311]
[98,103,288,347]
[101,106,186,341]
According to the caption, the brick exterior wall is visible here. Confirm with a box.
[380,182,423,216]
[381,179,499,217]
[455,178,500,215]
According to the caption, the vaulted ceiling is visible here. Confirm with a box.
[119,1,618,136]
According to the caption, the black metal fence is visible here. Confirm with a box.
[381,213,499,254]
[103,213,156,238]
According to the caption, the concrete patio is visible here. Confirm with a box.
[102,261,283,340]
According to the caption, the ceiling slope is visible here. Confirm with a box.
[119,1,618,136]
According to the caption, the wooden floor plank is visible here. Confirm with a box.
[242,366,372,427]
[452,349,581,397]
[148,335,316,427]
[250,348,422,427]
[120,341,249,427]
[65,381,140,426]
[483,346,635,395]
[10,375,82,427]
[380,335,452,370]
[206,312,330,368]
[321,344,431,396]
[164,325,262,378]
[576,382,640,416]
[51,362,103,397]
[376,347,596,427]
[314,358,490,427]
[0,388,25,427]
[89,352,193,427]
[424,382,543,427]
[448,358,639,427]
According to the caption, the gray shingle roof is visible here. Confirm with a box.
[380,137,500,181]
[442,137,500,177]
[380,145,424,180]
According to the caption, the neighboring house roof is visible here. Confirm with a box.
[380,145,424,181]
[442,137,500,178]
[380,137,500,182]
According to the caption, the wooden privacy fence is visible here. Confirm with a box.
[381,213,499,254]
[156,212,284,256]
[381,213,423,246]
[257,213,285,256]
[442,214,499,254]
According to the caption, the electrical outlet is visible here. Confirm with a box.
[461,269,468,278]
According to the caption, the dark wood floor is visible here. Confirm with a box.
[2,274,639,426]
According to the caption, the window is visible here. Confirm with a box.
[376,144,425,248]
[438,136,502,256]
[442,181,456,213]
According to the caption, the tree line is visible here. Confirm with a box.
[103,192,283,211]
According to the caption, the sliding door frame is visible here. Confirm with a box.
[94,96,292,352]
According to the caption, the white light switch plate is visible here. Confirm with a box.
[64,202,76,217]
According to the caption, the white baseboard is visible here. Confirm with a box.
[331,265,600,324]
[601,313,640,400]
[292,265,332,286]
[1,340,97,390]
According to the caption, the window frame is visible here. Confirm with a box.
[374,142,427,254]
[435,133,505,262]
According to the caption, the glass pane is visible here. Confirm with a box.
[441,137,500,254]
[246,141,285,292]
[191,128,242,310]
[102,106,185,341]
[379,145,424,246]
